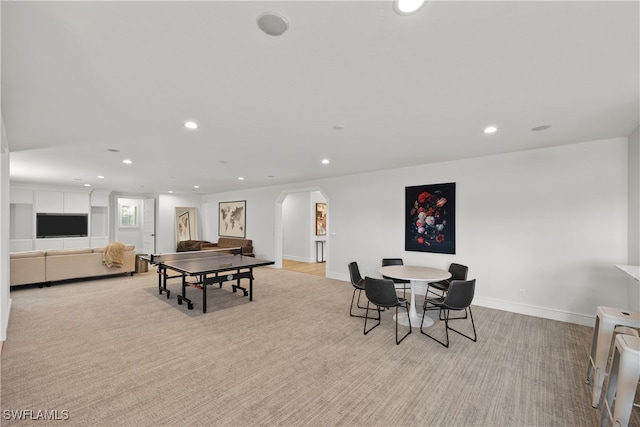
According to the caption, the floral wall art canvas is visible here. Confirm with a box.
[405,183,456,254]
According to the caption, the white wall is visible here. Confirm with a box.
[202,137,630,326]
[626,126,639,311]
[157,194,203,254]
[628,126,639,265]
[0,1,10,343]
[1,116,10,343]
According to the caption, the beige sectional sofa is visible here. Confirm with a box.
[10,244,136,287]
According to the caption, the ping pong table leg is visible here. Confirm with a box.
[176,274,193,310]
[202,274,207,313]
[249,268,253,301]
[163,267,170,298]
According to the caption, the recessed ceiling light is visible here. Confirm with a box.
[531,125,552,131]
[97,175,104,179]
[123,159,132,164]
[193,185,199,189]
[393,0,426,15]
[483,126,498,134]
[168,190,173,194]
[84,184,91,187]
[322,159,330,165]
[238,177,245,180]
[257,12,289,36]
[184,121,198,130]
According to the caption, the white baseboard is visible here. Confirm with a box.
[472,296,594,327]
[283,255,314,263]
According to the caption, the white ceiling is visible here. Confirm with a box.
[2,1,639,195]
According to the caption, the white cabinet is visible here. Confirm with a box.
[91,191,110,207]
[10,188,33,204]
[10,186,107,252]
[90,191,110,247]
[35,190,63,213]
[35,238,63,251]
[64,192,90,213]
[90,237,109,248]
[10,239,33,253]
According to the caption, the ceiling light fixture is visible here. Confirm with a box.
[393,0,426,15]
[238,177,245,180]
[483,126,498,134]
[193,185,199,189]
[184,121,198,130]
[123,159,132,164]
[322,159,330,165]
[97,175,105,179]
[257,12,289,36]
[84,184,91,187]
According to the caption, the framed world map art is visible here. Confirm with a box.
[405,183,456,254]
[219,200,246,238]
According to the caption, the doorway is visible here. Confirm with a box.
[275,188,328,277]
[115,196,155,254]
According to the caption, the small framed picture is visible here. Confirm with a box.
[316,203,327,236]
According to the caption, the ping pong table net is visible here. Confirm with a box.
[150,247,242,263]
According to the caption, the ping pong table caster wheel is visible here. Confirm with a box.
[166,291,171,299]
[232,286,237,293]
[243,291,248,297]
[187,303,193,310]
[177,297,182,305]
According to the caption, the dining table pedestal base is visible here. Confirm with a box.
[394,311,434,328]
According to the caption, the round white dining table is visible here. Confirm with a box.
[377,265,451,328]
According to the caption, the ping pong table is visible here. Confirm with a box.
[142,248,274,313]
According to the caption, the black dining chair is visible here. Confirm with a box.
[420,279,477,348]
[363,276,412,345]
[348,262,376,320]
[381,258,410,299]
[426,263,469,319]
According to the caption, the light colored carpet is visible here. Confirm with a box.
[1,268,637,426]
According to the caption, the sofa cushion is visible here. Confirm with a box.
[217,237,252,248]
[177,240,211,252]
[93,244,135,253]
[45,248,92,256]
[10,250,46,259]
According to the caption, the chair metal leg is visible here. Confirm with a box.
[350,288,377,319]
[420,307,450,347]
[395,302,412,345]
[446,307,477,342]
[363,301,381,335]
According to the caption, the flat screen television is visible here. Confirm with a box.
[36,213,88,238]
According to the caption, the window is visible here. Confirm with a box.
[120,205,138,227]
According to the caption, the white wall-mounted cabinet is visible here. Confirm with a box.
[10,186,110,252]
[35,190,64,213]
[64,192,90,213]
[34,237,89,250]
[90,190,110,248]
